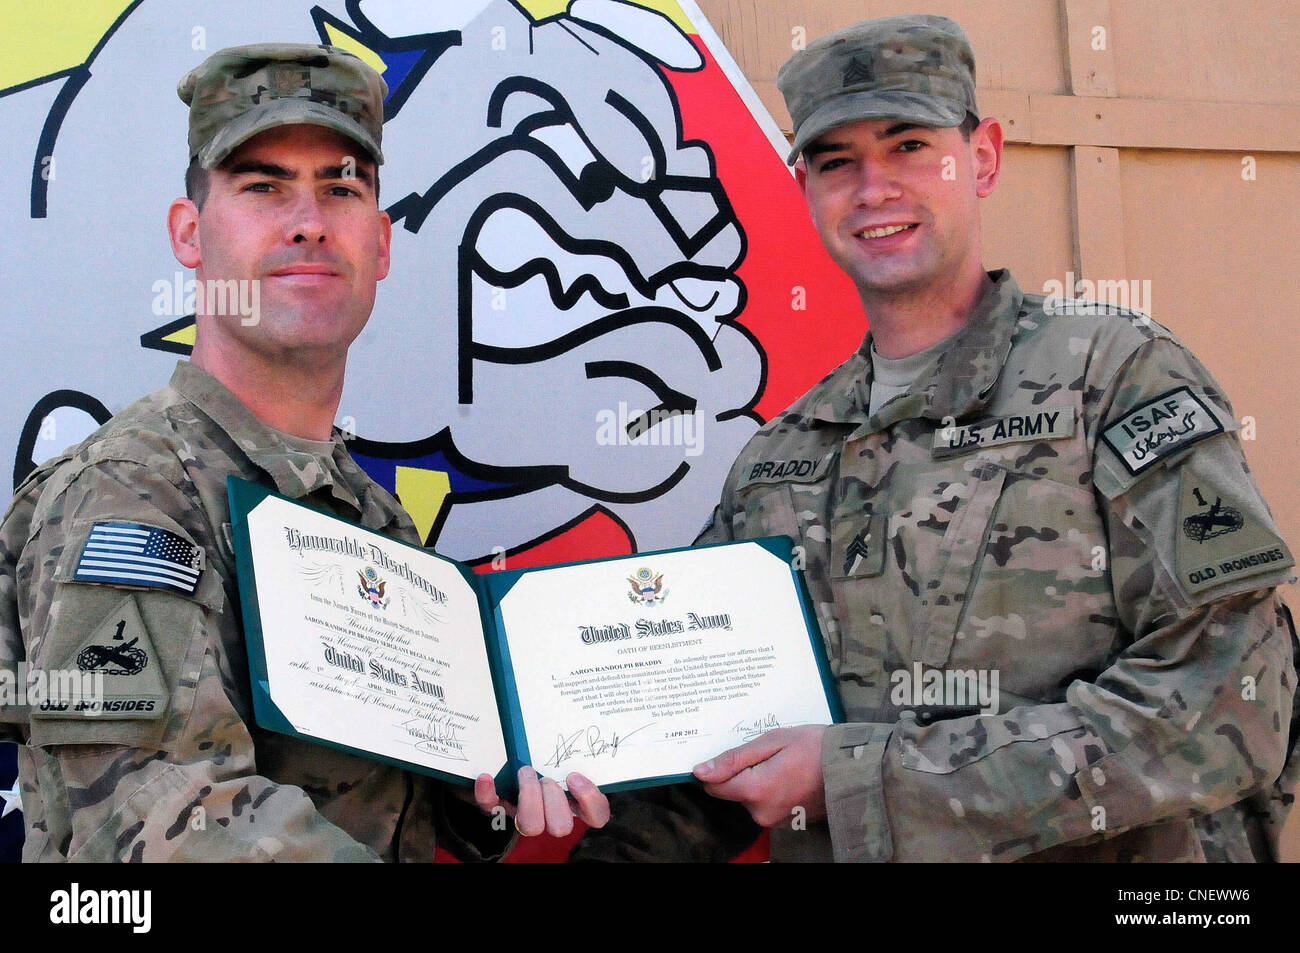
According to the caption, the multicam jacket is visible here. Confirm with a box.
[575,270,1298,862]
[0,362,507,861]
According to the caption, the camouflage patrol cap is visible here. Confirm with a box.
[777,15,979,165]
[177,42,387,168]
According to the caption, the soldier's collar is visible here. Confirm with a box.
[805,351,873,425]
[814,270,1023,430]
[168,361,364,515]
[918,268,1022,422]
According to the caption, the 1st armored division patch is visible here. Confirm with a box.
[1174,467,1294,597]
[32,594,168,719]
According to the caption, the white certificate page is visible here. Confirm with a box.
[243,494,508,781]
[497,542,833,788]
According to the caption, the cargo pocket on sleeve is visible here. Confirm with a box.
[28,517,222,752]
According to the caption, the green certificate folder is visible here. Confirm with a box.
[228,476,842,798]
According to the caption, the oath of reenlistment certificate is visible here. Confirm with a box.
[228,477,841,796]
[492,544,840,789]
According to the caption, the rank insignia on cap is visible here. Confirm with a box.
[843,55,876,85]
[73,521,204,595]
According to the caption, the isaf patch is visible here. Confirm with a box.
[1175,468,1294,597]
[73,521,203,595]
[1101,387,1224,477]
[33,594,168,719]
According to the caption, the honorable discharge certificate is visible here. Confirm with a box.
[237,487,510,782]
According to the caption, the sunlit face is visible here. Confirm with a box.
[796,117,998,300]
[178,123,391,364]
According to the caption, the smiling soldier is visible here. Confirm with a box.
[574,14,1298,863]
[0,42,606,861]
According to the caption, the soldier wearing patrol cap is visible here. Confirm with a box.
[0,42,607,861]
[574,14,1298,862]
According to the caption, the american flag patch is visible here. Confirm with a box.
[73,521,203,595]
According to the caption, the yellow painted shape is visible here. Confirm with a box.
[516,0,693,33]
[1,1,134,90]
[320,23,387,75]
[164,322,197,347]
[517,0,575,21]
[394,466,451,543]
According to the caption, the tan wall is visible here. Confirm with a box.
[696,0,1300,860]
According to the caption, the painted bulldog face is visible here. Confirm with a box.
[354,4,758,483]
[2,0,766,560]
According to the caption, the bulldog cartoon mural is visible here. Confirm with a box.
[0,0,867,862]
[345,0,764,560]
[1,0,862,568]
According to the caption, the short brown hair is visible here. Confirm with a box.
[185,157,211,209]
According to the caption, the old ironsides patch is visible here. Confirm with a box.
[1174,467,1294,597]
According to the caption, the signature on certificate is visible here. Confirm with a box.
[543,722,655,768]
[731,713,780,741]
[400,715,469,761]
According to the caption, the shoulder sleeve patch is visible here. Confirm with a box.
[32,594,168,720]
[71,521,204,595]
[1174,466,1295,598]
[1100,386,1224,477]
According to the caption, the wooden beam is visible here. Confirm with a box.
[980,90,1300,153]
[1062,0,1117,98]
[1026,94,1300,152]
[1069,145,1127,283]
[980,91,1032,143]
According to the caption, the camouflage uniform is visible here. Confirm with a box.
[0,362,509,861]
[574,270,1298,862]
